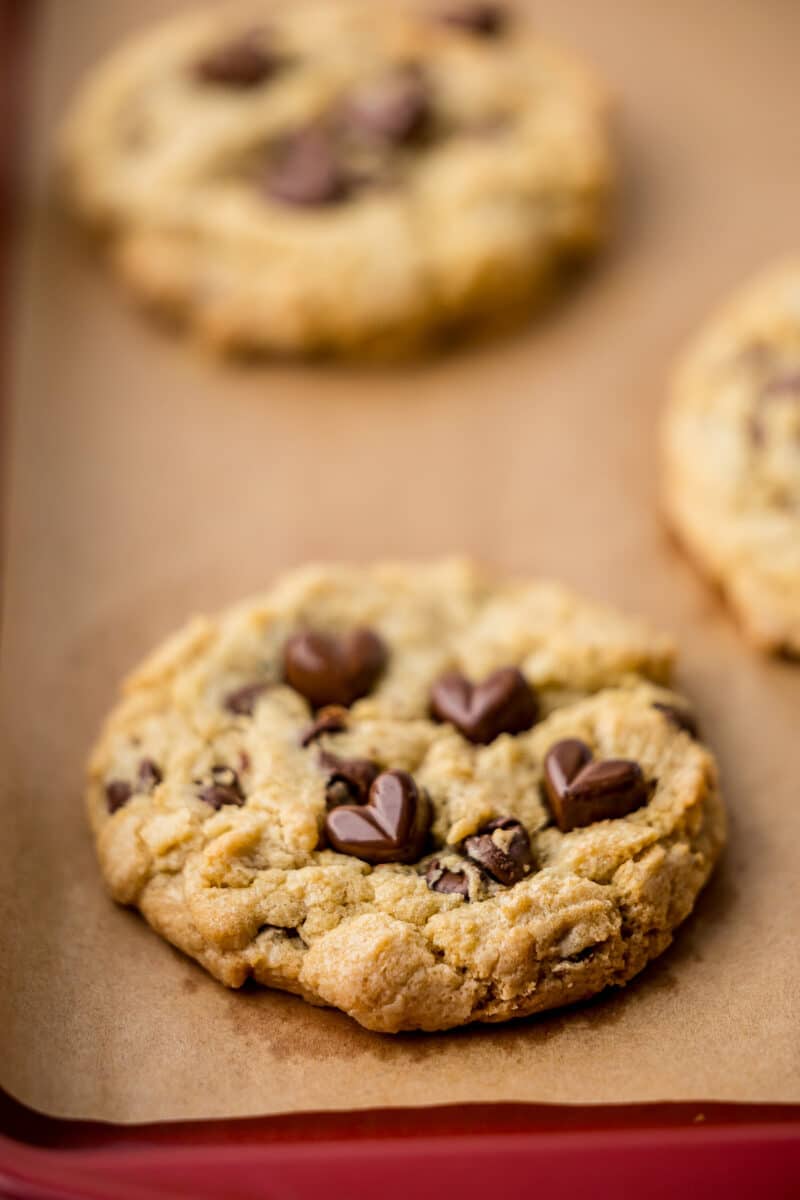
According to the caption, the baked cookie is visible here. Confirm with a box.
[87,560,724,1033]
[59,1,613,357]
[663,261,800,655]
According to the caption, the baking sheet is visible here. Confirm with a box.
[2,0,799,1123]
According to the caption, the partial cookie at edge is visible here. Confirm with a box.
[662,260,800,655]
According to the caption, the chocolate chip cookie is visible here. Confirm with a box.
[87,560,724,1032]
[663,261,800,655]
[60,1,613,357]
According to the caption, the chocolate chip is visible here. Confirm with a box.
[224,682,269,716]
[343,68,430,144]
[652,702,699,739]
[566,943,600,964]
[325,780,353,808]
[300,705,349,746]
[265,129,349,207]
[543,739,650,832]
[198,784,245,810]
[763,370,800,397]
[439,4,506,35]
[257,923,301,940]
[319,750,380,808]
[750,369,800,444]
[425,860,470,898]
[195,33,276,88]
[283,627,387,708]
[106,759,162,812]
[463,817,533,886]
[748,410,765,447]
[737,340,773,371]
[137,758,162,791]
[430,667,538,744]
[325,769,430,864]
[198,766,245,810]
[105,780,132,813]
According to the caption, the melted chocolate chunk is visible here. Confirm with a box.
[425,859,470,898]
[319,750,381,808]
[463,817,533,885]
[198,765,245,810]
[300,705,349,746]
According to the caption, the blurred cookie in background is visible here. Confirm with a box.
[59,1,614,358]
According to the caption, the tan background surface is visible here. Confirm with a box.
[2,0,799,1122]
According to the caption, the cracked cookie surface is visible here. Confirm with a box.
[60,0,613,357]
[87,560,724,1032]
[663,260,800,655]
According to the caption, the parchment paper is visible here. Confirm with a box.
[2,0,799,1123]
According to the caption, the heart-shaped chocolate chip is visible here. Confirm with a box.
[319,750,380,808]
[325,770,430,864]
[283,627,387,708]
[542,738,592,799]
[543,739,650,832]
[463,817,534,885]
[430,667,538,744]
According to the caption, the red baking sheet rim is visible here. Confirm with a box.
[1,1091,800,1200]
[1,5,798,1197]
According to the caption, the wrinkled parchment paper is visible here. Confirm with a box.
[2,0,799,1122]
